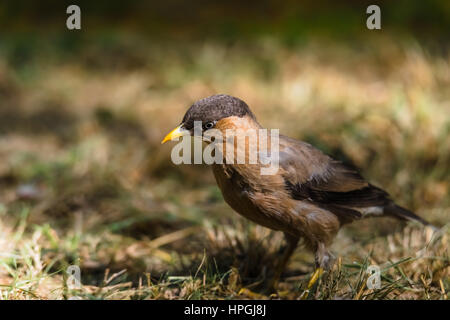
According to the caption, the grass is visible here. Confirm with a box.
[0,34,448,299]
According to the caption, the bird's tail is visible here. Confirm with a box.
[384,203,436,230]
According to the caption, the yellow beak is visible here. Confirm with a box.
[161,125,189,144]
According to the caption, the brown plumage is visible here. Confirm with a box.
[162,94,433,290]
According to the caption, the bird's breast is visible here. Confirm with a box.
[211,163,295,232]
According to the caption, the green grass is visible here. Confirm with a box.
[0,34,448,299]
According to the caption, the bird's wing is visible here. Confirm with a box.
[278,135,391,224]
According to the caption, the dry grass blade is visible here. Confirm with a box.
[147,226,201,249]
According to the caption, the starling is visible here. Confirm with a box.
[162,94,433,291]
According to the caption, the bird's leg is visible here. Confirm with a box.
[266,233,299,293]
[315,242,335,270]
[307,242,335,289]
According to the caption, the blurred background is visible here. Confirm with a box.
[0,0,448,299]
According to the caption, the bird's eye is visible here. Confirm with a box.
[203,121,215,130]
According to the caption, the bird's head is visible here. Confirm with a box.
[161,94,257,144]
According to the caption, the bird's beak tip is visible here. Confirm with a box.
[161,125,186,144]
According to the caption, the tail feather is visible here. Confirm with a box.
[384,203,435,229]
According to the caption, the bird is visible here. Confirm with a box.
[161,94,433,291]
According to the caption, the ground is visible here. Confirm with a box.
[0,34,448,299]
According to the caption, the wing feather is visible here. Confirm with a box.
[279,136,391,224]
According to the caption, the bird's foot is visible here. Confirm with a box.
[238,288,270,299]
[299,267,324,300]
[307,267,324,289]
